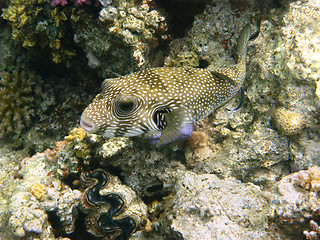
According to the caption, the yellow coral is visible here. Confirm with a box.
[1,0,77,63]
[30,183,46,201]
[65,127,87,142]
[64,127,90,159]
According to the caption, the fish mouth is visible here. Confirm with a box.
[80,115,95,132]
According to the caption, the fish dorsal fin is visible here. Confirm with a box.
[156,109,187,148]
[236,23,251,64]
[101,78,118,93]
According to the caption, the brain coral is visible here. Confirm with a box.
[0,68,36,137]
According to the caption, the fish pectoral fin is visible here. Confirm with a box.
[156,109,187,148]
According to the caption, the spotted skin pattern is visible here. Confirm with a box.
[80,24,251,146]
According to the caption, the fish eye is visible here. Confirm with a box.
[118,98,134,112]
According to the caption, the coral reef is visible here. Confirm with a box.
[8,192,49,238]
[72,0,170,78]
[98,0,168,67]
[80,169,148,239]
[1,0,320,240]
[269,166,320,236]
[0,68,36,138]
[1,0,170,78]
[157,171,272,239]
[1,0,77,63]
[19,147,82,235]
[272,0,320,171]
[0,142,82,238]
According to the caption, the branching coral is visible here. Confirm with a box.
[1,0,77,63]
[0,68,36,137]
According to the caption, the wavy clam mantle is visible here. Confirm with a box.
[80,169,148,240]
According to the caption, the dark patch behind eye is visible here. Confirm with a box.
[153,108,171,131]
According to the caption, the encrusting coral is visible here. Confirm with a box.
[30,183,47,201]
[98,0,169,67]
[0,68,36,137]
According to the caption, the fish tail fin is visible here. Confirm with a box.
[236,24,251,64]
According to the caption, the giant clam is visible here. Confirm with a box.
[80,169,148,239]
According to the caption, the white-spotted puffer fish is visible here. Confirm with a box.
[80,24,251,147]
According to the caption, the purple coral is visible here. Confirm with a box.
[51,0,68,7]
[73,0,91,6]
[51,0,91,7]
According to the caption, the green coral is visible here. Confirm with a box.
[0,68,36,137]
[1,0,77,63]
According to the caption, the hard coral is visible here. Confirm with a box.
[1,0,76,63]
[0,68,36,137]
[98,0,169,67]
[296,166,320,192]
[30,183,47,201]
[274,107,305,136]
